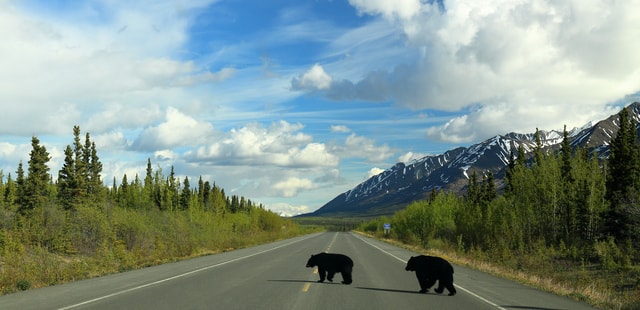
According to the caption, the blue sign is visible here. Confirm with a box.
[383,223,391,229]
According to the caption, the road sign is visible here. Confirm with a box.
[383,223,391,235]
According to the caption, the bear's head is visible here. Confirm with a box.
[306,254,318,268]
[405,256,417,271]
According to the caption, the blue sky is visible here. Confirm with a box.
[1,0,639,216]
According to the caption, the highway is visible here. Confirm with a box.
[0,232,597,309]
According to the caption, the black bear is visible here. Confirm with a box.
[306,253,353,284]
[405,255,456,296]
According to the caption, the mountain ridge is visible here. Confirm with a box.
[299,102,640,218]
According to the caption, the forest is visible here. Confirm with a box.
[358,107,640,309]
[0,126,313,294]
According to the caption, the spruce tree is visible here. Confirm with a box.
[560,125,574,183]
[3,173,17,211]
[180,176,191,210]
[19,136,51,215]
[605,106,640,241]
[57,145,77,210]
[15,162,26,210]
[87,138,103,199]
[73,126,88,202]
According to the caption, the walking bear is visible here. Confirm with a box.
[405,255,456,296]
[306,253,353,284]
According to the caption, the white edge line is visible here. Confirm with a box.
[352,233,508,310]
[58,235,314,310]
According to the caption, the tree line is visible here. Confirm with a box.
[0,126,305,293]
[2,126,264,217]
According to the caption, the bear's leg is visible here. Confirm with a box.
[317,268,326,282]
[424,277,437,292]
[327,271,335,282]
[446,282,457,296]
[416,274,430,293]
[444,274,456,296]
[437,273,456,296]
[434,279,445,294]
[341,271,352,284]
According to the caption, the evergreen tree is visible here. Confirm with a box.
[57,145,78,210]
[3,173,17,211]
[87,139,103,199]
[168,166,179,211]
[560,125,576,243]
[180,176,191,210]
[72,126,88,202]
[482,172,496,202]
[118,174,129,208]
[605,106,640,242]
[533,128,544,166]
[202,181,212,211]
[560,125,574,183]
[516,145,526,167]
[15,162,26,209]
[19,136,51,215]
[143,158,154,209]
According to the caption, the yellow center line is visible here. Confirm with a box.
[302,268,318,293]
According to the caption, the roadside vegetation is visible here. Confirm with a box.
[358,108,640,310]
[0,126,318,295]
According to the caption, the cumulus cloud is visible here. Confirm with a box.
[131,107,216,151]
[291,64,333,91]
[272,177,316,197]
[0,1,229,136]
[185,120,339,168]
[367,167,385,178]
[337,133,396,163]
[310,0,640,142]
[398,151,428,163]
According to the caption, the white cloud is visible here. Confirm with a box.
[0,1,228,136]
[330,125,351,133]
[291,64,333,91]
[93,131,129,151]
[367,167,385,178]
[323,0,640,142]
[398,151,428,163]
[339,133,395,163]
[264,202,312,217]
[272,177,316,198]
[186,121,339,168]
[131,107,216,151]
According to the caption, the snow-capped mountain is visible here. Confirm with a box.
[300,102,640,217]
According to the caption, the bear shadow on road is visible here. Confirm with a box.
[267,279,321,284]
[356,286,446,295]
[268,279,351,285]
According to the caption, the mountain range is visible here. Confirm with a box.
[299,102,640,218]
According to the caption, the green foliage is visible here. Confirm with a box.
[356,110,640,309]
[606,107,640,244]
[16,280,30,291]
[390,192,458,246]
[0,126,310,295]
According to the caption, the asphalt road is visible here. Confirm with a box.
[0,232,597,310]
